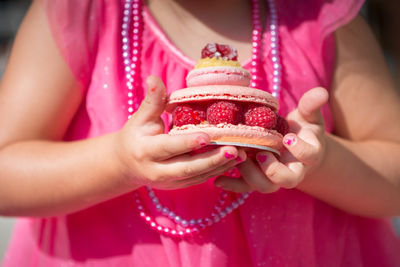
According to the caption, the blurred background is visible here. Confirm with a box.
[0,0,399,263]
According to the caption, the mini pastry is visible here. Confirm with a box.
[167,43,288,154]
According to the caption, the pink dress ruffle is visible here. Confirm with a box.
[3,0,400,266]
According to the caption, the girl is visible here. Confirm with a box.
[1,0,400,266]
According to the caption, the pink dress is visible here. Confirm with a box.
[3,0,400,266]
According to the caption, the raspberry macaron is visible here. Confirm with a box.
[167,43,288,154]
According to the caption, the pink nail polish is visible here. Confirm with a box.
[284,136,296,146]
[257,154,268,163]
[196,136,208,147]
[224,152,235,160]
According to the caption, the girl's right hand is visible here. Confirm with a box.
[114,76,246,190]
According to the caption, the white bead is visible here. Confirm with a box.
[225,206,233,214]
[273,63,281,70]
[273,77,281,84]
[162,207,169,215]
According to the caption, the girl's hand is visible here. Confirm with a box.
[115,76,246,190]
[214,87,329,193]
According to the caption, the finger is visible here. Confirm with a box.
[214,176,252,193]
[298,87,329,125]
[238,159,280,193]
[134,76,167,125]
[160,146,242,179]
[256,152,305,189]
[144,133,211,161]
[282,133,322,165]
[181,156,246,188]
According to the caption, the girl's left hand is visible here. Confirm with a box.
[214,87,329,193]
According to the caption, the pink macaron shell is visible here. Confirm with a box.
[169,123,283,151]
[166,85,279,112]
[186,66,250,87]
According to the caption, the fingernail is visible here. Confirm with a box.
[257,154,268,163]
[224,152,235,160]
[196,136,208,147]
[150,86,157,92]
[284,135,296,146]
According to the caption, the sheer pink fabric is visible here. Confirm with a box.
[3,0,400,266]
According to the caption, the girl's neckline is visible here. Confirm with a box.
[142,5,268,69]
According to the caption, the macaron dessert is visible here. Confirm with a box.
[167,43,288,154]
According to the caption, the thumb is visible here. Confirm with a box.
[134,75,167,125]
[298,87,329,125]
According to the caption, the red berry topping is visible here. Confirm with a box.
[201,43,238,61]
[244,104,277,129]
[275,115,289,135]
[201,43,218,59]
[173,104,206,126]
[207,101,243,125]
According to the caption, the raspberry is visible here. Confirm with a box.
[173,104,206,126]
[201,43,218,58]
[207,101,243,125]
[275,115,289,135]
[216,44,238,60]
[244,104,277,129]
[201,43,238,61]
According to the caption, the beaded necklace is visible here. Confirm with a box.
[121,0,281,237]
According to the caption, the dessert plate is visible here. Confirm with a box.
[210,141,280,155]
